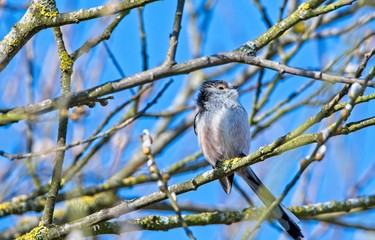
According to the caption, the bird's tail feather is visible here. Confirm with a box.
[237,167,304,240]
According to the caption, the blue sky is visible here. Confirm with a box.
[0,0,375,239]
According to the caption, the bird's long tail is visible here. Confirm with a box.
[237,167,304,240]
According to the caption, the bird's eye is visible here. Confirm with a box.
[217,84,225,90]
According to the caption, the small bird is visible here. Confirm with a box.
[194,80,303,239]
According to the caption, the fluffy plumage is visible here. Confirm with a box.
[194,80,303,239]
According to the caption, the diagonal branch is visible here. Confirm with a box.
[1,51,372,126]
[47,195,375,238]
[85,195,375,236]
[0,115,374,219]
[26,115,375,237]
[0,0,159,72]
[249,0,356,50]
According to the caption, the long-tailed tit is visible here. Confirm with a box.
[194,80,303,239]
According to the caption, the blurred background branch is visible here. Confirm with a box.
[0,0,374,239]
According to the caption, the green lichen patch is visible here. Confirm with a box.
[0,202,14,214]
[59,51,73,72]
[34,3,59,18]
[299,3,311,11]
[16,225,49,240]
[140,215,164,229]
[4,36,19,47]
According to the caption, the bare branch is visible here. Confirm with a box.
[1,52,373,126]
[40,26,72,226]
[47,195,375,238]
[0,0,159,72]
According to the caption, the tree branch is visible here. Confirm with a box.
[0,0,159,72]
[1,52,372,126]
[17,115,375,237]
[47,195,375,238]
[40,26,72,226]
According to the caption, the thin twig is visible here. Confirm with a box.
[71,12,128,60]
[25,40,41,188]
[67,85,151,165]
[0,85,161,161]
[138,7,149,71]
[141,130,196,240]
[164,0,185,66]
[1,115,375,219]
[253,0,273,28]
[249,69,264,124]
[243,62,375,239]
[278,0,288,21]
[2,51,375,126]
[40,26,72,226]
[316,217,375,232]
